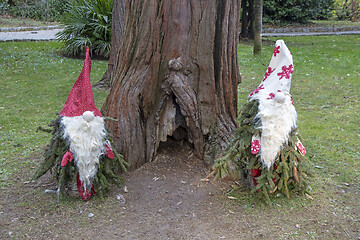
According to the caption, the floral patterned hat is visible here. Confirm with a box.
[249,40,293,102]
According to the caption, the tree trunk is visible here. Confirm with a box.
[240,0,248,38]
[240,0,254,39]
[94,0,125,88]
[253,0,262,55]
[247,0,254,39]
[102,0,241,169]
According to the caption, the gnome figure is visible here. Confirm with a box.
[60,46,114,200]
[213,40,309,198]
[248,39,305,170]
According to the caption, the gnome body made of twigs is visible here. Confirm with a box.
[59,47,114,200]
[213,40,310,200]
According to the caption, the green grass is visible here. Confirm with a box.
[237,35,360,189]
[0,41,108,185]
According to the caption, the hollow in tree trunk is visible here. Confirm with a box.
[102,0,241,169]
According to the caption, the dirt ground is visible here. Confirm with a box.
[0,140,359,240]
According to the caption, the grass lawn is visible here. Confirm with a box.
[0,36,359,239]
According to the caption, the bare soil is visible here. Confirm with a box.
[0,140,359,239]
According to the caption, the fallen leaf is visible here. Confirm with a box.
[305,193,314,200]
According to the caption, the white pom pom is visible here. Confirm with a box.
[83,111,95,122]
[274,92,286,103]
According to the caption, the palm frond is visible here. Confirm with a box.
[56,0,113,58]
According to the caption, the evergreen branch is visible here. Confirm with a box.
[104,116,119,122]
[36,126,52,133]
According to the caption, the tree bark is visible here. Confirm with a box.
[253,0,262,55]
[102,0,241,169]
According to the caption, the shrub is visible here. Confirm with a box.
[334,0,360,21]
[349,0,360,21]
[55,0,113,58]
[263,0,335,25]
[4,0,66,22]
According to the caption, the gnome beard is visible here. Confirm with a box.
[255,93,297,169]
[61,111,106,191]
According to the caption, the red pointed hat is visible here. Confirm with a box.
[61,46,102,117]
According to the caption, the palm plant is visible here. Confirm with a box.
[56,0,113,58]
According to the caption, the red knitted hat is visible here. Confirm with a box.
[60,46,102,117]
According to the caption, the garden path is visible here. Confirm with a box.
[1,26,360,41]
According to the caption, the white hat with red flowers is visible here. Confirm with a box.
[249,39,294,103]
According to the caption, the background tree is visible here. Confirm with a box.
[253,0,262,55]
[240,0,254,39]
[102,0,241,169]
[240,0,335,39]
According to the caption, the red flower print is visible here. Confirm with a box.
[251,139,260,154]
[105,143,114,159]
[249,84,264,96]
[267,93,275,99]
[273,45,280,57]
[277,64,293,80]
[262,67,275,82]
[296,140,306,156]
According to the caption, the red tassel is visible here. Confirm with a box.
[77,174,92,200]
[252,168,262,186]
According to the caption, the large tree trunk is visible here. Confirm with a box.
[102,0,241,169]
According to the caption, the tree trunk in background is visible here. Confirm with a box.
[102,0,241,169]
[253,0,262,54]
[94,0,125,88]
[240,0,248,38]
[247,0,254,39]
[240,0,254,39]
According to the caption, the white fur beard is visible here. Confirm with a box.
[61,116,106,189]
[256,97,297,169]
